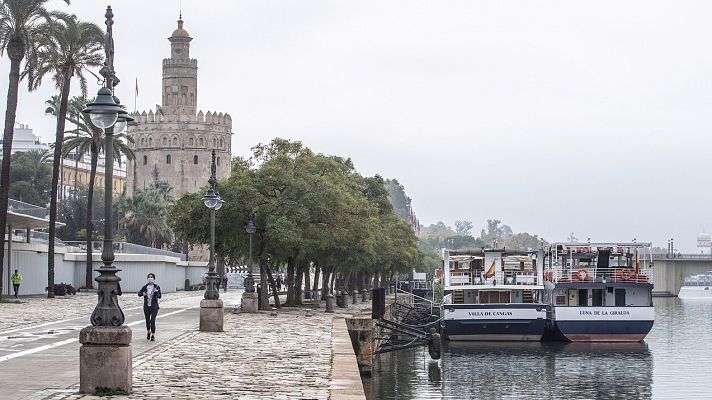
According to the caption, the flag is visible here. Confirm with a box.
[485,259,496,279]
[135,77,139,96]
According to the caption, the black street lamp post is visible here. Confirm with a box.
[82,6,133,328]
[202,150,223,300]
[79,6,134,394]
[244,210,256,293]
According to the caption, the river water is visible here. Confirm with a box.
[367,297,712,399]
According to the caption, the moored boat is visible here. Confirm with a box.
[441,248,547,341]
[543,242,654,342]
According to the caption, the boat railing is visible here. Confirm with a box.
[545,266,652,284]
[447,270,539,286]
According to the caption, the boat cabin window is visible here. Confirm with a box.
[479,291,511,304]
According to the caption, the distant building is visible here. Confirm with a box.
[0,123,50,154]
[127,15,233,198]
[60,154,127,199]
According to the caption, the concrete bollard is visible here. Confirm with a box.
[305,308,312,317]
[361,289,367,302]
[352,291,358,304]
[271,307,278,317]
[325,293,335,313]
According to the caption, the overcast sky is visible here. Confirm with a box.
[1,0,710,251]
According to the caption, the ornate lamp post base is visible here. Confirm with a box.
[79,326,132,394]
[199,299,224,332]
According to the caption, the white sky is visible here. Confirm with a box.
[1,0,710,251]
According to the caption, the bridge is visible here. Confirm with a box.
[651,254,712,296]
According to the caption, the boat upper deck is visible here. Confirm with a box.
[544,242,653,286]
[443,248,544,290]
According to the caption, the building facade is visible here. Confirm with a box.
[0,123,50,154]
[127,16,233,198]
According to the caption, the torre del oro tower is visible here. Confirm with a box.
[127,16,232,198]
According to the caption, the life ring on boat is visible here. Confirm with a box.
[620,268,632,281]
[575,269,589,281]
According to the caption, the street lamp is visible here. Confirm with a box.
[202,149,223,300]
[81,6,133,329]
[244,210,256,293]
[78,5,133,394]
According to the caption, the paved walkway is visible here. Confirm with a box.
[0,290,370,400]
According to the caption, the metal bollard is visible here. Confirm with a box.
[352,291,358,304]
[325,292,334,313]
[361,289,367,302]
[271,307,278,317]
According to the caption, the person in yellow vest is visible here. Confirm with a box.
[11,269,22,298]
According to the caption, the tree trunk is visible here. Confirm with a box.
[264,262,280,308]
[312,263,320,295]
[0,42,24,299]
[304,262,311,300]
[258,260,270,310]
[84,147,98,288]
[295,262,305,306]
[48,73,72,298]
[321,267,331,300]
[285,255,295,306]
[330,271,337,293]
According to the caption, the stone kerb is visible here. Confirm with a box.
[330,317,367,400]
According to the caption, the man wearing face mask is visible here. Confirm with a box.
[138,273,161,341]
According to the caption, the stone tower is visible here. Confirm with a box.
[127,15,232,198]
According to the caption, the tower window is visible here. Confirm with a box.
[220,138,223,148]
[148,137,153,146]
[140,138,145,146]
[143,155,147,165]
[166,154,171,164]
[163,137,168,146]
[217,157,221,166]
[173,137,178,146]
[213,138,217,147]
[189,138,194,146]
[199,138,204,146]
[193,155,198,164]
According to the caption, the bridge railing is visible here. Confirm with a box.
[652,254,712,260]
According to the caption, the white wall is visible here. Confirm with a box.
[2,243,208,296]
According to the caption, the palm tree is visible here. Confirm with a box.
[25,14,103,298]
[60,96,134,288]
[0,0,66,299]
[119,183,173,249]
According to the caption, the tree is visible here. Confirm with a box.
[0,0,66,298]
[118,182,173,248]
[26,14,103,297]
[7,149,52,205]
[54,95,133,288]
[502,233,547,251]
[385,178,411,220]
[56,186,105,242]
[479,218,513,246]
[171,138,422,310]
[454,220,473,236]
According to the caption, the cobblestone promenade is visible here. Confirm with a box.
[0,291,201,332]
[0,291,369,399]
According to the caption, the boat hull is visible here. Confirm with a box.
[552,306,654,342]
[442,304,547,341]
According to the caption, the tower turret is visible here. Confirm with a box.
[162,14,197,115]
